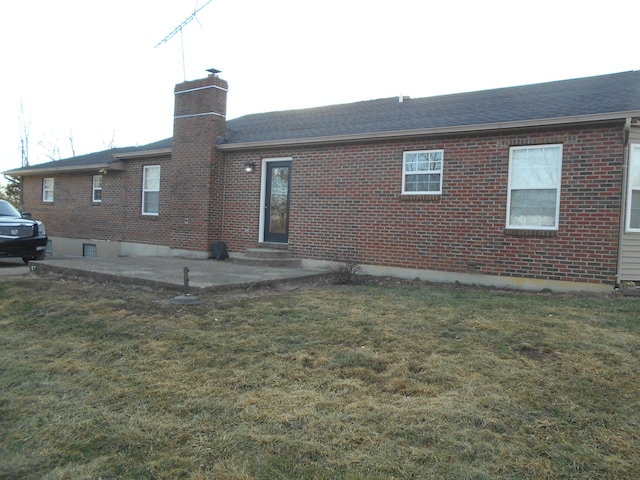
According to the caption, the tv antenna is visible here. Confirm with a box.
[155,0,214,80]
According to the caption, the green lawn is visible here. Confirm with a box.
[1,277,639,479]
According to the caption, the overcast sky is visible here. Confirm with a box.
[1,0,638,176]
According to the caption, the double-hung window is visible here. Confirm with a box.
[142,165,160,215]
[507,144,563,230]
[42,177,54,202]
[627,144,640,231]
[92,175,102,202]
[402,150,444,195]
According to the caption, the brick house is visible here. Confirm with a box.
[6,70,640,292]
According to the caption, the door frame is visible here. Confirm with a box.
[259,157,292,243]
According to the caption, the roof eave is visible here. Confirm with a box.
[111,148,172,159]
[3,148,172,177]
[3,160,126,177]
[218,111,640,151]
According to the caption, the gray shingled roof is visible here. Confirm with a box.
[222,70,640,144]
[6,138,172,174]
[6,71,639,174]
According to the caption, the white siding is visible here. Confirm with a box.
[621,126,640,280]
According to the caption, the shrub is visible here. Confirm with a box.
[330,258,362,284]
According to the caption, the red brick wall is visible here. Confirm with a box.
[167,74,228,251]
[21,155,172,246]
[20,116,624,286]
[221,122,624,285]
[20,73,229,255]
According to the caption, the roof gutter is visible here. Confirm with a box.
[3,160,126,177]
[111,148,172,159]
[218,110,640,151]
[3,148,171,177]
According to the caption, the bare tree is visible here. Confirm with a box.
[18,101,30,167]
[103,129,116,150]
[38,136,61,162]
[68,128,76,157]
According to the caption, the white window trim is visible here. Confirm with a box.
[506,144,563,231]
[142,165,160,216]
[401,149,444,195]
[42,177,54,202]
[626,144,640,232]
[92,175,102,203]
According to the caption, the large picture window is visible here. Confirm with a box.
[142,165,160,215]
[507,144,562,230]
[402,150,443,195]
[42,177,54,202]
[627,144,640,231]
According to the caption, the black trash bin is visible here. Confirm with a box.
[212,242,229,260]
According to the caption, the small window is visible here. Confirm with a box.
[627,144,640,231]
[142,165,160,215]
[83,244,97,257]
[402,150,443,195]
[507,144,563,230]
[42,177,54,202]
[92,175,102,202]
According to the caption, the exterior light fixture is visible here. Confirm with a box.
[244,162,255,173]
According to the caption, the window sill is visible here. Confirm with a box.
[504,228,557,237]
[399,194,441,202]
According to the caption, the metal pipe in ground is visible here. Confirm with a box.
[170,266,204,305]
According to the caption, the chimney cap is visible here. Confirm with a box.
[206,68,222,76]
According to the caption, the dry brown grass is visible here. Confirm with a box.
[0,276,639,479]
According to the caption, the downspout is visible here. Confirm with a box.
[615,117,632,289]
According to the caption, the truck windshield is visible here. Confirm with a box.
[0,201,22,217]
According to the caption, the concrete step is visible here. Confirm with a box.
[244,248,293,259]
[232,248,302,268]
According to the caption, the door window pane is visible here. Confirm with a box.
[269,167,289,234]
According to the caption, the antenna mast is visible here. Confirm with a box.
[155,0,214,80]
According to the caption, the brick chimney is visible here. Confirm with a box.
[167,69,228,254]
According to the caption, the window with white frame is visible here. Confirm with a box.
[42,177,54,202]
[627,144,640,231]
[402,150,444,195]
[92,175,102,202]
[142,165,160,215]
[507,144,563,229]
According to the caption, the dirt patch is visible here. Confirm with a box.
[0,271,328,316]
[514,344,560,362]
